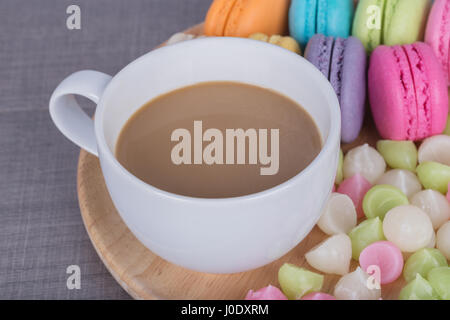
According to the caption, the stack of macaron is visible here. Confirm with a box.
[201,0,449,144]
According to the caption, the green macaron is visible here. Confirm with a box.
[352,0,431,53]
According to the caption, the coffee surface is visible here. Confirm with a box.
[116,82,322,198]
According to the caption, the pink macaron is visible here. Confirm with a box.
[369,42,448,141]
[425,0,450,84]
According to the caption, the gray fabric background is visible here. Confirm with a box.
[0,0,211,299]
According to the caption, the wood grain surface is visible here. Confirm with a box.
[77,23,406,300]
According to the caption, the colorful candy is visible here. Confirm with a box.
[317,193,357,236]
[403,248,448,283]
[383,205,434,253]
[376,140,418,172]
[349,217,385,260]
[375,170,422,198]
[427,266,450,300]
[444,114,450,136]
[447,183,450,202]
[363,185,409,220]
[399,274,440,300]
[336,149,344,184]
[245,285,288,300]
[359,241,404,285]
[417,161,450,194]
[278,264,324,300]
[334,267,381,300]
[248,33,302,54]
[166,33,197,45]
[410,190,450,230]
[343,144,386,184]
[418,135,450,166]
[301,292,336,300]
[337,174,372,218]
[305,234,352,276]
[428,231,437,249]
[436,221,450,260]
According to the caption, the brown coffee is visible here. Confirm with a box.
[116,82,322,198]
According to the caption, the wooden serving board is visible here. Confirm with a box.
[77,24,404,300]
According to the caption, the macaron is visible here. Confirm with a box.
[204,0,290,37]
[305,34,367,143]
[425,0,450,84]
[289,0,354,48]
[353,0,431,53]
[369,42,449,141]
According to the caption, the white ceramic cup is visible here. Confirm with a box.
[49,38,341,274]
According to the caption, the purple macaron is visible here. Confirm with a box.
[305,34,367,143]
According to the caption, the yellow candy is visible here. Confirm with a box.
[248,33,301,54]
[249,33,269,42]
[268,35,283,45]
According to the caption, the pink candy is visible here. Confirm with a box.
[301,292,336,300]
[337,174,372,218]
[245,285,287,300]
[359,241,404,285]
[447,183,450,202]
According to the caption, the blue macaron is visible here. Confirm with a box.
[289,0,354,48]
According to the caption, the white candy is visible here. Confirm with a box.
[383,205,434,252]
[305,234,352,275]
[334,267,381,300]
[418,135,450,166]
[436,221,450,260]
[427,230,436,248]
[317,193,357,235]
[343,144,386,184]
[375,169,422,198]
[410,190,450,230]
[166,32,195,45]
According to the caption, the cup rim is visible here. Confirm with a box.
[95,37,341,203]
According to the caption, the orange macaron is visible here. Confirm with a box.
[204,0,290,37]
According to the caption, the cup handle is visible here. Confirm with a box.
[49,70,112,156]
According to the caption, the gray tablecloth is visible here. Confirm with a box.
[0,0,211,299]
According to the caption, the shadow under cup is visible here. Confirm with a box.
[95,38,341,273]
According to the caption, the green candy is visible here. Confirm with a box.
[363,185,409,220]
[403,248,448,283]
[348,217,386,260]
[336,149,344,184]
[278,264,323,300]
[416,162,450,194]
[444,114,450,136]
[376,140,418,172]
[399,274,440,300]
[428,267,450,300]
